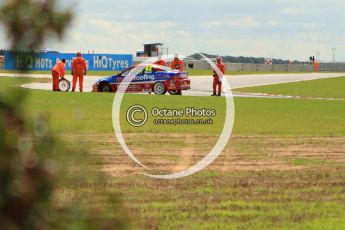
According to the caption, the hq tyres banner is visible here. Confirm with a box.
[4,51,133,71]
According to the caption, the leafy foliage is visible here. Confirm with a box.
[0,1,130,229]
[0,0,72,51]
[0,90,130,229]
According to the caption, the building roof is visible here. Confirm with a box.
[143,43,163,46]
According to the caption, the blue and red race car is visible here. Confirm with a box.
[92,64,191,95]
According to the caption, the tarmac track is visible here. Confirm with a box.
[1,72,343,99]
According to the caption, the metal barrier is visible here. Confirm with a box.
[184,61,314,72]
[319,63,345,72]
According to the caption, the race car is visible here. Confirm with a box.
[92,64,191,95]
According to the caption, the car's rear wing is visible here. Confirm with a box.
[178,72,188,79]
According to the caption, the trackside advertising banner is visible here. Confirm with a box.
[4,51,133,71]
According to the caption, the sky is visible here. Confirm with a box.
[1,0,345,61]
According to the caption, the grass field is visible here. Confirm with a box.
[235,76,345,99]
[2,76,345,229]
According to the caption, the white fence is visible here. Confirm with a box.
[319,63,345,72]
[184,61,314,72]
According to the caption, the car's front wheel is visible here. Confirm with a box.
[99,82,112,92]
[168,89,182,95]
[153,82,167,95]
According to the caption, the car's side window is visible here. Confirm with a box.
[153,67,163,72]
[138,66,163,75]
[146,67,163,73]
[121,69,130,77]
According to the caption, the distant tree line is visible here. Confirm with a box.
[0,49,60,55]
[189,53,309,64]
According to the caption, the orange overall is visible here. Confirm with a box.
[213,63,225,96]
[170,59,185,71]
[72,57,87,92]
[51,61,66,91]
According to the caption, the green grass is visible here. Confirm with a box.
[108,171,345,229]
[236,76,345,99]
[2,77,345,136]
[234,97,345,136]
[21,90,345,137]
[289,158,326,166]
[2,76,345,229]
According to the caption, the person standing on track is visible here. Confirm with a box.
[212,56,225,96]
[169,54,185,95]
[51,59,66,91]
[170,54,184,71]
[71,52,87,92]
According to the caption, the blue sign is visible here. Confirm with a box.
[4,51,133,71]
